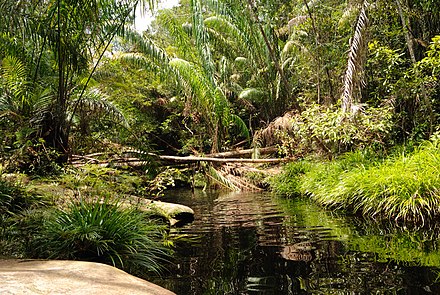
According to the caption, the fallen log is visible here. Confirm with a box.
[71,155,293,167]
[205,146,278,158]
[71,147,292,167]
[152,154,293,163]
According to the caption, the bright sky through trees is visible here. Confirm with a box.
[135,0,180,31]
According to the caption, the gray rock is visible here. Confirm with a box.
[124,197,194,226]
[0,259,175,295]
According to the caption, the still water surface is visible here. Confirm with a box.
[153,190,440,294]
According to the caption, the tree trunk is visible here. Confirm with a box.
[395,0,433,136]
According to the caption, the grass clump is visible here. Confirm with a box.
[269,160,312,197]
[32,198,171,274]
[0,176,51,258]
[0,177,45,216]
[272,142,440,224]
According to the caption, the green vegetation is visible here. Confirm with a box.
[1,0,440,282]
[34,198,170,274]
[0,170,173,275]
[0,177,46,216]
[276,196,440,268]
[271,138,440,223]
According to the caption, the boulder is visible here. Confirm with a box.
[124,197,194,226]
[147,200,195,226]
[0,259,175,295]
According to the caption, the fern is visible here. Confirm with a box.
[1,56,29,108]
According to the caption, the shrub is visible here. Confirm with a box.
[278,103,393,156]
[0,177,44,216]
[0,177,49,258]
[58,165,148,198]
[33,198,171,274]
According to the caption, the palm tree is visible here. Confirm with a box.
[124,2,250,152]
[0,0,157,163]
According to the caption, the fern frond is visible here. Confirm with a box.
[1,56,29,107]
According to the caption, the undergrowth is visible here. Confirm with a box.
[271,139,440,224]
[0,172,173,275]
[32,198,171,274]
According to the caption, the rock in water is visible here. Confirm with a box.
[0,260,175,295]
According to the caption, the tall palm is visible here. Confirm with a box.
[125,2,250,152]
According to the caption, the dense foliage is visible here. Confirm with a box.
[1,0,439,161]
[271,136,440,224]
[34,199,170,273]
[1,0,440,265]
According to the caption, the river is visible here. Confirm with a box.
[151,189,440,294]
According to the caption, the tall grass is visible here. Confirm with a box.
[33,198,171,274]
[269,160,312,197]
[0,177,50,258]
[272,142,440,224]
[0,178,45,216]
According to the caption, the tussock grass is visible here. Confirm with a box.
[272,141,440,224]
[0,178,46,216]
[33,198,171,274]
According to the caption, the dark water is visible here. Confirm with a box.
[152,190,440,294]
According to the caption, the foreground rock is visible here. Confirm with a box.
[0,260,175,295]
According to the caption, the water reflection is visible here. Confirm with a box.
[151,190,440,294]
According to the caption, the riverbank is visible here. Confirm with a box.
[270,138,440,224]
[0,166,194,289]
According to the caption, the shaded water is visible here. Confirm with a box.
[153,190,440,294]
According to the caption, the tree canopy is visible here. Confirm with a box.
[1,0,440,168]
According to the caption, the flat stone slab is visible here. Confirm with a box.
[0,260,175,295]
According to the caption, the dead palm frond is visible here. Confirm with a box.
[341,0,370,113]
[253,111,295,147]
[206,164,263,192]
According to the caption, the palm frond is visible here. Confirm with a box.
[190,0,216,86]
[155,10,195,60]
[238,88,267,103]
[30,87,54,128]
[206,165,241,191]
[204,16,249,56]
[70,88,128,128]
[341,0,370,113]
[124,29,170,66]
[169,58,213,115]
[230,113,250,139]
